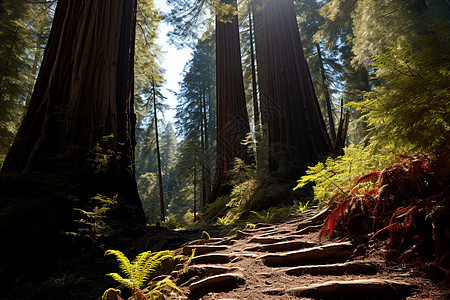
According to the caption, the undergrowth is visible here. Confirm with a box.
[295,146,399,207]
[307,149,449,266]
[104,250,185,299]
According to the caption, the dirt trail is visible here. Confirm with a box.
[169,207,448,299]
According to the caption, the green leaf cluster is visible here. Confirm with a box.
[0,1,53,155]
[295,146,398,206]
[354,23,450,152]
[105,249,183,291]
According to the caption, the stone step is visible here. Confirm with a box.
[259,242,354,267]
[176,265,244,286]
[189,273,246,298]
[235,230,254,239]
[183,245,229,256]
[294,224,323,235]
[242,226,276,234]
[249,236,287,244]
[284,261,377,276]
[296,207,331,231]
[264,279,414,299]
[254,230,291,237]
[184,238,224,246]
[245,240,317,252]
[188,265,244,276]
[191,253,233,265]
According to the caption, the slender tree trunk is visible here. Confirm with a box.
[210,0,251,202]
[252,0,268,127]
[0,0,144,280]
[193,162,197,222]
[253,0,332,179]
[200,90,207,208]
[316,43,336,143]
[248,2,260,137]
[152,80,165,222]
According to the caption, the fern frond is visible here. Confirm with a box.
[146,277,182,299]
[105,250,133,278]
[106,273,135,290]
[182,249,195,272]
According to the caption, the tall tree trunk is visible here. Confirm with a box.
[193,162,197,222]
[0,0,144,281]
[248,2,260,137]
[152,80,165,222]
[316,43,336,143]
[200,90,207,208]
[210,0,251,202]
[252,0,268,127]
[253,0,332,179]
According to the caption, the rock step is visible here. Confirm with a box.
[284,261,377,276]
[189,273,246,298]
[183,245,229,256]
[191,253,233,265]
[176,265,244,286]
[259,242,354,267]
[254,230,291,237]
[295,224,323,235]
[284,210,319,224]
[242,226,276,233]
[245,240,317,252]
[249,236,287,244]
[235,230,254,239]
[296,208,331,230]
[187,265,243,276]
[264,279,415,299]
[184,238,224,246]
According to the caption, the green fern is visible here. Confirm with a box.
[145,277,183,299]
[201,231,210,239]
[105,250,177,291]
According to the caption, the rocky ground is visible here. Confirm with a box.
[157,207,449,299]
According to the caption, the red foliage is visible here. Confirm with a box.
[133,290,147,300]
[320,149,449,262]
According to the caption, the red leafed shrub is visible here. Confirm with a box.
[320,149,449,261]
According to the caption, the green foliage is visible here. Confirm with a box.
[67,194,118,250]
[87,134,123,174]
[201,231,210,239]
[295,146,399,206]
[0,1,53,156]
[353,23,450,152]
[198,195,230,223]
[227,158,257,212]
[145,277,183,299]
[105,249,182,292]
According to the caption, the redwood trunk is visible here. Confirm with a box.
[0,0,144,280]
[253,0,332,179]
[210,0,251,201]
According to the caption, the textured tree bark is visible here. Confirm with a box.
[0,0,145,278]
[210,0,251,201]
[253,0,332,179]
[3,0,144,217]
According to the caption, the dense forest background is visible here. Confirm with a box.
[2,0,447,223]
[0,0,448,297]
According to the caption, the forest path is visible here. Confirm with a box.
[166,207,447,299]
